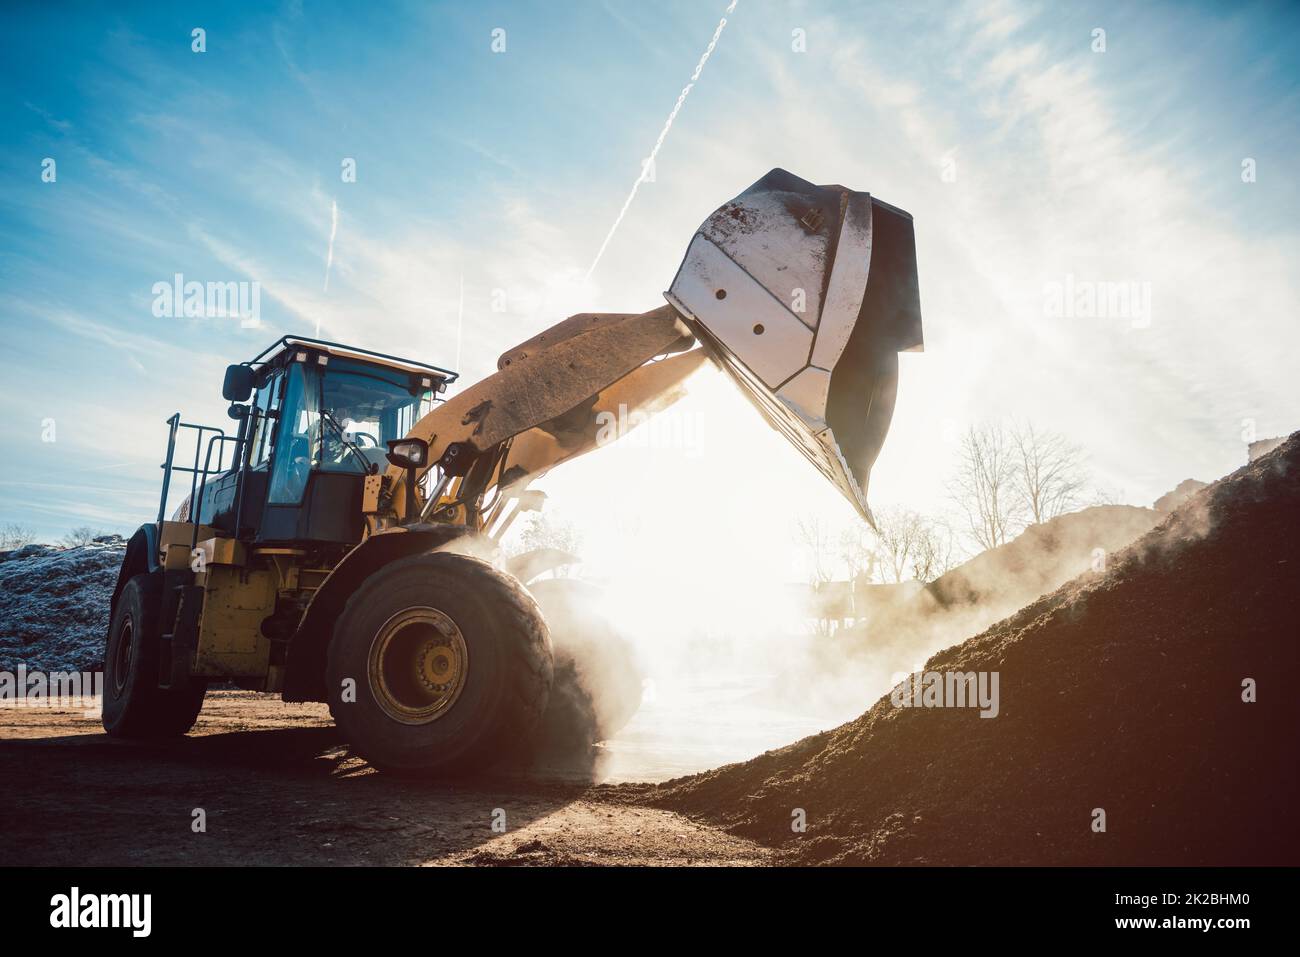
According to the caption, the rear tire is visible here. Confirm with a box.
[326,552,552,774]
[102,573,207,738]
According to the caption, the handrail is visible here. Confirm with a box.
[191,433,246,552]
[157,414,229,561]
[156,414,181,526]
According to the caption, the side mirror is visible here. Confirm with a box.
[385,438,429,470]
[222,364,255,402]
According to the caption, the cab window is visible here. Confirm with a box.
[267,363,320,505]
[248,371,282,469]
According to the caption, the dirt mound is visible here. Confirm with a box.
[1154,478,1208,513]
[921,504,1159,615]
[0,540,124,673]
[640,433,1300,865]
[786,504,1160,719]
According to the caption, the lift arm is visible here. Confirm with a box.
[375,305,698,528]
[373,167,923,534]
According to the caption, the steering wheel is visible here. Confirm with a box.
[349,430,379,448]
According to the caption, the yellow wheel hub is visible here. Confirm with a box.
[367,606,469,725]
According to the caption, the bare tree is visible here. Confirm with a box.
[795,515,842,636]
[949,423,1023,551]
[837,521,877,583]
[61,526,100,547]
[511,511,583,577]
[1011,421,1087,524]
[517,512,581,552]
[1,523,37,550]
[1089,484,1119,507]
[872,507,924,583]
[794,515,835,587]
[912,516,959,582]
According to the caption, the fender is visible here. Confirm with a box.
[110,524,161,619]
[281,524,481,701]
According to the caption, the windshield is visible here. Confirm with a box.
[317,358,433,473]
[268,359,433,506]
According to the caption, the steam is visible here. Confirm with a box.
[513,367,1220,784]
[529,499,1167,783]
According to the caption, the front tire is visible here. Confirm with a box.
[102,573,207,738]
[326,552,553,774]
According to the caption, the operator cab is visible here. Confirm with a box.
[167,337,456,548]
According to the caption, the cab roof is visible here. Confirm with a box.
[247,336,459,387]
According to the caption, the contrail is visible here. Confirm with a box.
[584,0,738,281]
[323,198,339,293]
[319,199,339,337]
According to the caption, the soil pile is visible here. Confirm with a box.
[1154,478,1207,514]
[645,433,1300,865]
[920,504,1160,616]
[789,505,1161,718]
[0,539,125,672]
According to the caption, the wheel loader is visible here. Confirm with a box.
[103,169,923,772]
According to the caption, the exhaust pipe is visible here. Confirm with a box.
[665,168,923,524]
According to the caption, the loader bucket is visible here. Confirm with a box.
[664,168,923,524]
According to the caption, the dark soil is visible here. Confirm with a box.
[631,434,1300,865]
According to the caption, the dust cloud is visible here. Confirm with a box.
[534,500,1166,783]
[513,366,1185,782]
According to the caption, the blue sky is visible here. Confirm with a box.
[1,0,1298,560]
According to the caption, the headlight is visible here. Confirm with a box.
[385,438,429,469]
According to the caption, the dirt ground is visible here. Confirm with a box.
[9,442,1291,868]
[0,691,770,867]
